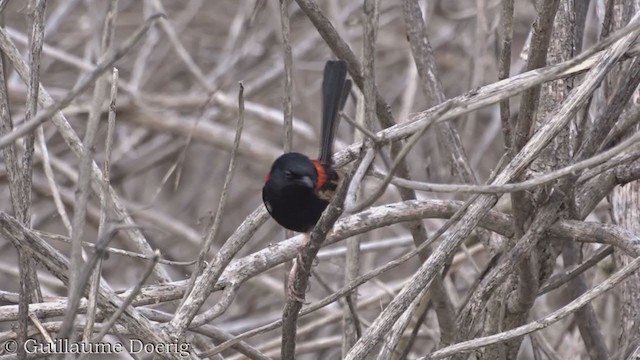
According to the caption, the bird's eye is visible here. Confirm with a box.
[284,170,293,178]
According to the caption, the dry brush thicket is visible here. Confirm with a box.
[0,0,639,359]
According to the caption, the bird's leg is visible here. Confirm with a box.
[297,232,310,264]
[287,260,305,302]
[287,233,310,302]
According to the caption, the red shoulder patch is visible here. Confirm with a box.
[312,160,327,191]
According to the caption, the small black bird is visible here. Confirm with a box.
[262,60,350,232]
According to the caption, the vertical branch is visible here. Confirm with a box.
[0,22,23,360]
[342,88,372,355]
[512,0,561,152]
[513,0,574,322]
[340,0,380,354]
[281,153,364,360]
[83,67,119,343]
[510,0,560,241]
[472,0,489,90]
[63,0,118,340]
[548,3,615,357]
[279,0,297,297]
[21,0,45,226]
[280,0,293,153]
[497,0,514,151]
[402,0,477,184]
[484,2,614,357]
[342,107,365,353]
[0,10,22,219]
[362,0,378,131]
[501,5,561,352]
[17,1,46,358]
[36,127,72,233]
[609,1,640,357]
[510,0,561,240]
[0,4,26,355]
[562,241,609,359]
[170,81,246,336]
[401,0,461,346]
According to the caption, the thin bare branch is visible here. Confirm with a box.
[422,247,640,359]
[0,13,165,150]
[179,82,245,321]
[281,151,364,359]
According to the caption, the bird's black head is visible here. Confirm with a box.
[265,152,318,191]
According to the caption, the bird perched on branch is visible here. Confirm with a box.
[262,60,350,300]
[262,60,351,233]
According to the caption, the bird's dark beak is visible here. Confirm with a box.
[297,175,315,189]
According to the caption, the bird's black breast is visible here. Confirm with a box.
[262,181,329,233]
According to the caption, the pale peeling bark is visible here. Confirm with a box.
[610,182,640,358]
[608,1,640,359]
[482,1,597,358]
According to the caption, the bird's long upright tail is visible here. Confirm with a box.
[319,60,351,164]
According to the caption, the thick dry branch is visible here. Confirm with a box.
[331,30,640,170]
[0,212,172,357]
[512,0,560,151]
[281,151,362,359]
[421,244,640,359]
[165,206,270,338]
[0,14,165,150]
[0,16,172,281]
[0,199,635,335]
[345,16,640,358]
